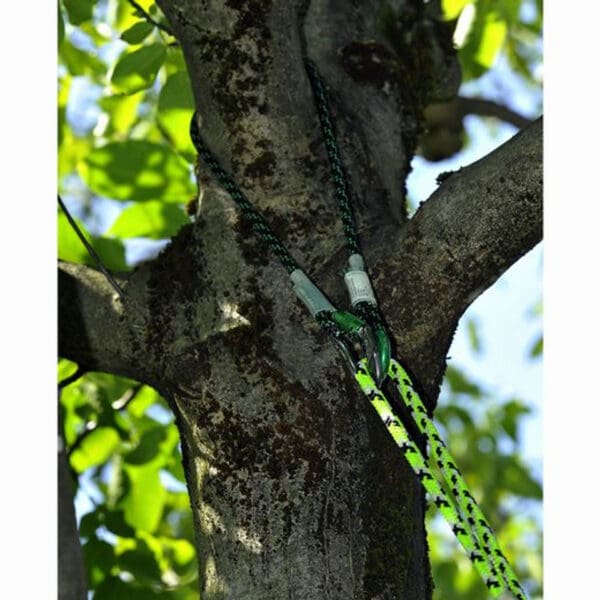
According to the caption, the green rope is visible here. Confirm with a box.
[303,58,361,256]
[189,58,528,599]
[355,359,527,599]
[304,60,391,376]
[388,359,527,599]
[189,116,300,274]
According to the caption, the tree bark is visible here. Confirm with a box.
[58,436,88,600]
[58,1,542,598]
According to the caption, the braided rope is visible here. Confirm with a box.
[388,360,527,600]
[354,359,504,596]
[304,58,361,256]
[189,116,300,274]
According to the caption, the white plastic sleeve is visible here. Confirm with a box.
[290,269,336,316]
[344,270,377,306]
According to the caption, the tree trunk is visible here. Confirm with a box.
[58,0,542,597]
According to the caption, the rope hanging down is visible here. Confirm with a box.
[189,58,528,599]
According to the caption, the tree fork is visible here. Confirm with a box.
[58,1,542,597]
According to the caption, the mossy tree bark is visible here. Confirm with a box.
[59,0,542,598]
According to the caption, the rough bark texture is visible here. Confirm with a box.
[58,438,88,600]
[58,1,542,598]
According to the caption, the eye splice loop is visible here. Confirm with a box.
[343,254,391,385]
[290,269,385,384]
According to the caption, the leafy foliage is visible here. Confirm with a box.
[58,0,542,597]
[60,360,199,598]
[429,362,542,599]
[442,0,542,86]
[58,0,193,270]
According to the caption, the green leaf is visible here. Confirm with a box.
[116,538,163,584]
[499,399,531,442]
[157,71,195,156]
[60,39,107,79]
[444,366,482,398]
[58,211,88,265]
[166,453,187,483]
[70,427,121,473]
[158,71,195,111]
[79,509,103,539]
[111,43,166,94]
[435,404,474,429]
[500,458,543,499]
[113,0,155,31]
[83,537,116,587]
[57,211,127,271]
[58,5,65,47]
[121,21,155,45]
[529,335,543,358]
[441,0,472,20]
[121,464,167,532]
[163,538,196,568]
[79,20,113,46]
[63,0,95,25]
[127,386,161,418]
[104,509,137,537]
[164,45,189,75]
[99,92,144,135]
[92,237,128,271]
[93,575,133,597]
[475,10,507,69]
[110,201,188,240]
[466,318,482,355]
[124,426,167,465]
[79,140,194,203]
[58,358,79,383]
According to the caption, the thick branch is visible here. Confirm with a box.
[58,262,153,385]
[366,117,543,399]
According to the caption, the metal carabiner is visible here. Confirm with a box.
[343,254,391,385]
[329,310,384,385]
[290,269,385,382]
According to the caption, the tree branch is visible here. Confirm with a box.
[58,439,87,600]
[366,117,543,400]
[457,96,533,129]
[126,0,173,35]
[58,261,153,386]
[58,375,87,599]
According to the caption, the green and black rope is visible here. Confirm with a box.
[303,59,391,355]
[189,116,300,275]
[303,58,361,256]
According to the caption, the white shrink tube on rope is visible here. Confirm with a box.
[345,254,377,307]
[290,269,336,317]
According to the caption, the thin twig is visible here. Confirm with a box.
[457,96,534,130]
[111,383,143,410]
[58,366,88,390]
[58,195,126,299]
[66,384,144,458]
[126,0,173,36]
